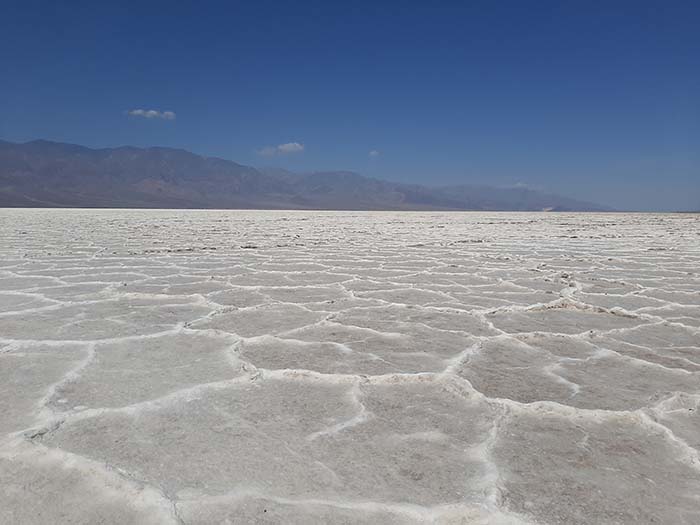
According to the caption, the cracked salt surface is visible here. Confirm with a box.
[0,209,699,524]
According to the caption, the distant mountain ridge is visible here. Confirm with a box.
[0,139,611,211]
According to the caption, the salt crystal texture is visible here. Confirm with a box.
[1,209,699,524]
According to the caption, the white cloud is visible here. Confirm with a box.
[127,109,176,120]
[369,149,380,157]
[258,142,305,156]
[277,142,304,153]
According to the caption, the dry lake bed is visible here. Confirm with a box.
[1,209,699,524]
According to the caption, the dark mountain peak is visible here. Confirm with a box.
[0,139,611,211]
[21,139,94,155]
[25,139,60,146]
[305,170,370,182]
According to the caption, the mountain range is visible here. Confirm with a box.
[0,140,610,211]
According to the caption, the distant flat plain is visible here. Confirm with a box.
[1,209,699,524]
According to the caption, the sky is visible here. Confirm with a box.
[1,1,698,211]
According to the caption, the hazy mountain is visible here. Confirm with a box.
[0,140,610,211]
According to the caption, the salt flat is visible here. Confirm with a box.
[0,209,699,524]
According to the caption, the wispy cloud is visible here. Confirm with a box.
[258,142,305,156]
[369,149,380,157]
[127,109,176,120]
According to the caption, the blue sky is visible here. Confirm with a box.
[1,1,698,210]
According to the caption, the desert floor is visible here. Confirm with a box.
[1,209,699,524]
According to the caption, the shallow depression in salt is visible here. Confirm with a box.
[1,209,699,524]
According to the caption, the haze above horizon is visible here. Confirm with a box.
[1,1,698,211]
